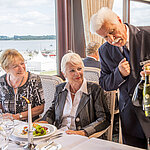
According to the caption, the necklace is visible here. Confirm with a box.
[8,75,24,89]
[70,91,76,96]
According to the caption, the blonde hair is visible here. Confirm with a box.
[90,7,119,35]
[61,52,84,75]
[0,49,24,70]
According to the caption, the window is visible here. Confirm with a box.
[113,0,150,26]
[112,0,123,20]
[130,1,150,26]
[0,0,56,76]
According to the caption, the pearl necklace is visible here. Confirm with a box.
[8,75,24,89]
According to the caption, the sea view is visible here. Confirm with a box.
[0,40,56,52]
[0,40,57,76]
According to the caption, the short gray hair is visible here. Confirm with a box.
[61,52,84,74]
[86,42,100,55]
[90,7,118,35]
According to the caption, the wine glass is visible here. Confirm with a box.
[0,128,8,150]
[0,112,8,150]
[0,110,3,125]
[2,114,14,140]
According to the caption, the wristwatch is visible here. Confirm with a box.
[19,113,23,120]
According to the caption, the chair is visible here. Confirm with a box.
[39,75,64,117]
[89,90,117,141]
[83,67,121,141]
[83,67,100,84]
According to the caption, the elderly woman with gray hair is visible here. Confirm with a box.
[42,52,110,137]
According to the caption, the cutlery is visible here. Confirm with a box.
[41,141,54,150]
[9,139,26,146]
[43,133,63,142]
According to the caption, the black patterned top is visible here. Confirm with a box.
[0,72,45,121]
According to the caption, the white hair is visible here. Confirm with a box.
[90,7,119,35]
[61,52,84,75]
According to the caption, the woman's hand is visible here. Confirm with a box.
[65,130,86,136]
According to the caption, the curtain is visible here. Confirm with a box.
[81,0,114,46]
[56,0,85,78]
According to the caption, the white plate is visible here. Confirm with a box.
[12,123,57,139]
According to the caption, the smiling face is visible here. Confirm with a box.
[7,57,26,78]
[65,62,83,86]
[96,17,127,47]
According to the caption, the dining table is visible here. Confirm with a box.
[6,120,145,150]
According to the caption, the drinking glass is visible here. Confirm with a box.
[2,114,14,139]
[0,121,8,150]
[0,111,3,125]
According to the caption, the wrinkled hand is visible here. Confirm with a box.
[118,58,130,77]
[65,130,86,136]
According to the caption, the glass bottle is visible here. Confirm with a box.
[132,76,145,107]
[143,66,150,117]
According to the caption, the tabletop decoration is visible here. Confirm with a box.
[22,96,36,150]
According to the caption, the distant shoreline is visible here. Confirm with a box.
[0,35,56,40]
[0,39,56,41]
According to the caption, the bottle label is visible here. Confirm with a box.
[143,85,150,117]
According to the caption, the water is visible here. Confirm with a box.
[0,40,57,75]
[0,40,56,52]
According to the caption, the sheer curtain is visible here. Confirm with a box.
[81,0,114,46]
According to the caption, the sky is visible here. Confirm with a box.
[113,0,150,26]
[0,0,55,36]
[0,0,150,37]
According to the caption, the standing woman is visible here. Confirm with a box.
[0,49,45,121]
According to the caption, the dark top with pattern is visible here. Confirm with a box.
[0,72,45,121]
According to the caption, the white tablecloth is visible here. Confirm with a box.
[7,120,145,150]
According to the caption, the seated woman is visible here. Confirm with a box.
[0,49,45,121]
[42,52,110,137]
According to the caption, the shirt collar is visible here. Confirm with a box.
[87,56,97,61]
[63,78,88,94]
[125,24,129,49]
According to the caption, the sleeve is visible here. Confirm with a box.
[99,45,126,91]
[83,84,111,136]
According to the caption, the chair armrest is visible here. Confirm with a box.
[88,126,110,138]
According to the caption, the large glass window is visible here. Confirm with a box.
[113,0,150,26]
[0,0,56,76]
[130,1,150,26]
[112,0,123,20]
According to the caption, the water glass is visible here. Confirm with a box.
[0,127,8,150]
[2,114,14,138]
[0,111,3,125]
